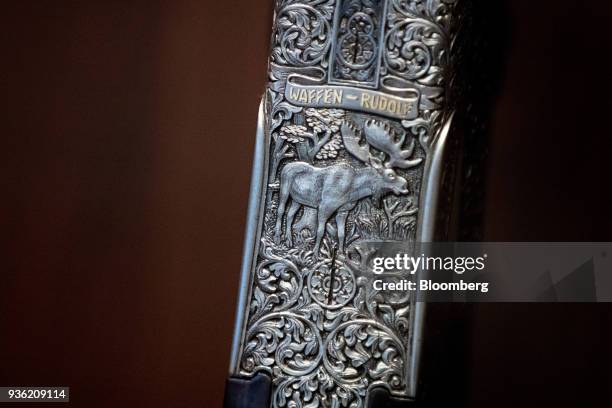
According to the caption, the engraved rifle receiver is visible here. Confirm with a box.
[223,0,484,407]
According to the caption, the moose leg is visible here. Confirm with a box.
[274,189,290,243]
[285,201,300,246]
[294,207,317,237]
[314,207,333,256]
[336,211,349,253]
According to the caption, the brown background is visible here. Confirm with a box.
[2,1,611,407]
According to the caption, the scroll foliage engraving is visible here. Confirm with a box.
[238,1,459,406]
[271,0,336,68]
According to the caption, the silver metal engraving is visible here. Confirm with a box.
[229,1,463,406]
[329,0,387,87]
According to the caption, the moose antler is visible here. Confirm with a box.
[363,119,423,169]
[340,121,370,163]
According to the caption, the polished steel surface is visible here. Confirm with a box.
[229,1,464,406]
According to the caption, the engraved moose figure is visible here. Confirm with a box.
[274,119,422,255]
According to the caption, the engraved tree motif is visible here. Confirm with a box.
[383,196,418,238]
[270,108,344,184]
[280,108,345,163]
[268,89,303,181]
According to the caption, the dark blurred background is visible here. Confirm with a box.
[2,1,611,407]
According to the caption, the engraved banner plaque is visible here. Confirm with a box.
[225,1,466,407]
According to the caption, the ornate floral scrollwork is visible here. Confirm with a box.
[273,367,364,408]
[383,0,459,151]
[307,260,357,310]
[386,35,431,80]
[271,1,336,68]
[242,312,324,377]
[391,0,458,31]
[384,13,447,82]
[323,320,406,393]
[251,259,302,317]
